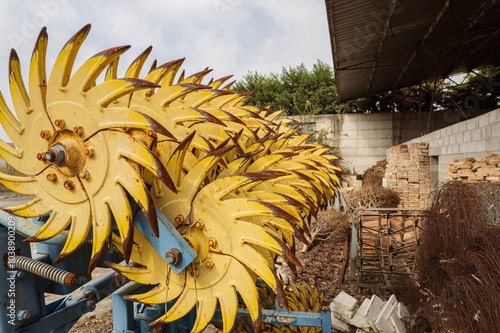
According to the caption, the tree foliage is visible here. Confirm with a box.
[232,60,343,115]
[233,62,500,116]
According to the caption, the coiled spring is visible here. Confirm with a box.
[14,255,77,285]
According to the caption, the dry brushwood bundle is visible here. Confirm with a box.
[415,181,500,333]
[362,160,387,187]
[345,185,400,215]
[300,208,349,252]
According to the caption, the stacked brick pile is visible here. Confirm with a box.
[445,154,500,182]
[385,143,431,209]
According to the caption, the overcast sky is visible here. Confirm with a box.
[0,0,332,142]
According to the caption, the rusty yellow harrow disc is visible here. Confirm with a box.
[0,25,343,333]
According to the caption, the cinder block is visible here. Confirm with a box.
[390,314,406,333]
[397,303,410,321]
[349,298,371,328]
[332,291,358,311]
[374,295,398,333]
[331,302,356,322]
[331,313,350,332]
[364,295,385,333]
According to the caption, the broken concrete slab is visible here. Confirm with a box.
[374,295,398,333]
[331,312,350,332]
[397,302,410,322]
[331,303,356,322]
[333,291,358,311]
[364,295,385,332]
[390,314,406,333]
[350,298,371,329]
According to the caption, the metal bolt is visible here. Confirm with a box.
[175,215,185,225]
[85,300,96,312]
[16,309,30,321]
[147,131,156,138]
[205,259,214,268]
[189,269,199,278]
[84,147,94,157]
[64,180,74,190]
[40,130,51,139]
[46,173,57,182]
[194,221,203,229]
[208,238,217,248]
[79,170,90,180]
[37,153,44,161]
[165,248,182,266]
[54,119,65,128]
[73,126,83,136]
[15,271,25,279]
[44,144,67,167]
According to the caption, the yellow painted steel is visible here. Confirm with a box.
[0,25,344,332]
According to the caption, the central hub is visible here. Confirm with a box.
[45,144,67,167]
[48,131,88,177]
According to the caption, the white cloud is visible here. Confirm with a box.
[0,0,332,142]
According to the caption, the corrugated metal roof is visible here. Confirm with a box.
[325,0,500,102]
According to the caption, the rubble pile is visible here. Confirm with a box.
[384,143,431,209]
[444,154,500,182]
[330,292,409,333]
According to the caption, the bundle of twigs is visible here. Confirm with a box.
[416,181,500,332]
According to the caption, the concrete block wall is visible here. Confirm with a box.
[289,113,393,174]
[395,108,500,186]
[288,108,499,177]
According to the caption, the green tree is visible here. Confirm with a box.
[232,60,343,115]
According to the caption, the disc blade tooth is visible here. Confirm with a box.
[0,173,36,195]
[148,59,157,74]
[265,110,285,122]
[9,49,30,121]
[105,59,118,81]
[67,45,131,93]
[90,78,160,108]
[107,188,134,263]
[124,285,166,304]
[221,80,236,91]
[116,171,159,237]
[217,288,238,333]
[181,90,229,108]
[0,92,23,146]
[177,69,185,83]
[231,245,279,296]
[181,68,213,84]
[106,262,153,284]
[166,131,196,188]
[25,210,70,242]
[28,27,48,111]
[47,24,91,92]
[152,288,196,324]
[128,284,183,304]
[234,221,285,257]
[181,146,235,199]
[192,296,216,333]
[150,58,185,87]
[229,258,261,329]
[53,202,92,265]
[152,83,202,106]
[89,201,112,273]
[124,46,152,79]
[209,75,233,89]
[108,131,176,193]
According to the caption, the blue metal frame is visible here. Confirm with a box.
[133,205,197,274]
[1,202,334,333]
[112,281,196,333]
